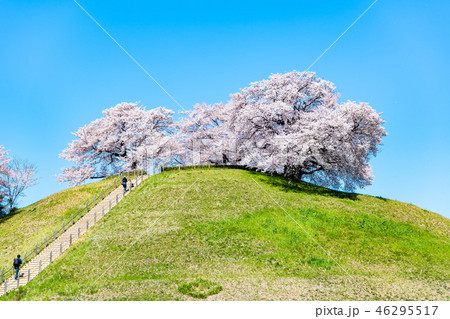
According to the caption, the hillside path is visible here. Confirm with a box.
[0,174,148,296]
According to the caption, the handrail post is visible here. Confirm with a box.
[116,194,118,204]
[4,279,7,295]
[71,214,73,226]
[94,195,96,206]
[78,227,81,238]
[24,252,27,264]
[53,229,56,241]
[35,243,38,256]
[60,243,62,254]
[1,268,3,283]
[70,233,72,245]
[86,220,89,230]
[86,201,88,213]
[109,199,111,210]
[39,260,42,273]
[79,207,81,219]
[102,206,105,217]
[63,221,65,232]
[94,211,97,223]
[45,236,47,247]
[16,276,19,289]
[27,269,30,283]
[49,251,52,264]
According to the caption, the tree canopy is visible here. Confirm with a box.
[58,71,386,191]
[0,147,37,212]
[57,102,176,186]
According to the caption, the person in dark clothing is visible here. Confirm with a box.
[13,254,22,280]
[122,176,128,191]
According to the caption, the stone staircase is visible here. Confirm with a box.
[0,174,148,297]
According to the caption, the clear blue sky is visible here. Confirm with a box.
[1,0,449,218]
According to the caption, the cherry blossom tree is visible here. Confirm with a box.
[57,102,175,186]
[187,71,386,191]
[0,158,37,212]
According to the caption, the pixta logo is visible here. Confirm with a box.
[315,306,360,318]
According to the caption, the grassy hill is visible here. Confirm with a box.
[2,168,449,300]
[0,176,118,271]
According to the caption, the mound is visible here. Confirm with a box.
[2,168,449,300]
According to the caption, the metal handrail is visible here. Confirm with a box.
[0,170,147,287]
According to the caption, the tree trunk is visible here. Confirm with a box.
[222,154,228,164]
[284,164,303,181]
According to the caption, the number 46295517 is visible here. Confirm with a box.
[375,306,438,316]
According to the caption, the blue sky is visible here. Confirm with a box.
[1,0,449,218]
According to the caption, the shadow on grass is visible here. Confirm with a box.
[0,208,23,225]
[247,171,359,201]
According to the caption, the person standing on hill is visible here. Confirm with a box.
[122,176,128,192]
[13,254,22,280]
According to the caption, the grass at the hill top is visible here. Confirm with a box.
[2,168,449,300]
[0,175,118,271]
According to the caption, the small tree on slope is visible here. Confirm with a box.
[0,158,37,212]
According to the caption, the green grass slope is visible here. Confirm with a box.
[3,168,449,300]
[0,176,117,271]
